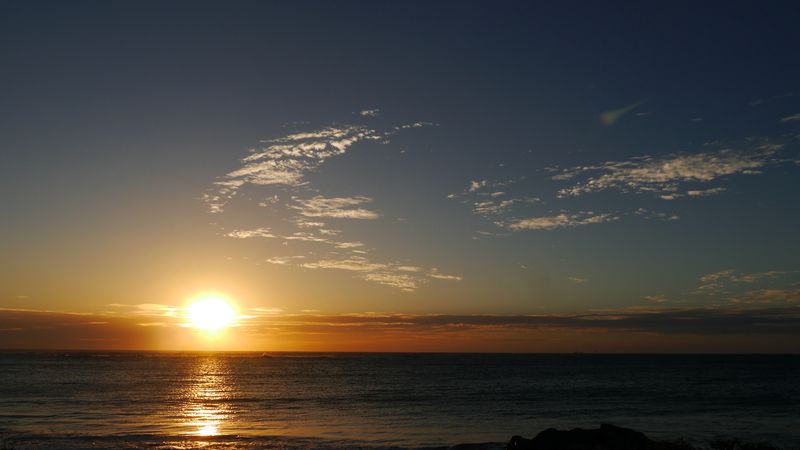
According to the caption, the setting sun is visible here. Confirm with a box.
[187,296,236,332]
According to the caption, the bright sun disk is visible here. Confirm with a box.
[187,296,236,331]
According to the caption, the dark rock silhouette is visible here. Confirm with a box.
[508,424,654,450]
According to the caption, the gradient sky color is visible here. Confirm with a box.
[2,1,799,351]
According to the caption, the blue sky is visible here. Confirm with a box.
[1,1,799,350]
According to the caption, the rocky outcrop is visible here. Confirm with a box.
[508,424,654,450]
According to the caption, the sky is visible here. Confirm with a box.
[1,1,799,352]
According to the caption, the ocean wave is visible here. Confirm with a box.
[0,433,505,450]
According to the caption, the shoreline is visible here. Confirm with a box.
[1,430,796,450]
[2,349,800,356]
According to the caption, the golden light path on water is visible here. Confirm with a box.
[180,356,233,438]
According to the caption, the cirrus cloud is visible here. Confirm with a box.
[291,195,379,220]
[204,118,456,292]
[503,212,618,231]
[552,142,783,198]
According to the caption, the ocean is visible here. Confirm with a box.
[1,352,798,449]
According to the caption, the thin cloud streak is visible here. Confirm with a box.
[292,196,379,220]
[299,256,461,291]
[731,289,800,305]
[252,307,800,336]
[779,113,800,123]
[698,269,790,291]
[503,212,618,231]
[552,141,783,198]
[359,109,380,117]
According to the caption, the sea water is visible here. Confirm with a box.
[1,352,798,449]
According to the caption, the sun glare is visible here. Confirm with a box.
[187,296,236,332]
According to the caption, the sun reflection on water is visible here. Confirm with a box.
[180,356,233,437]
[197,423,219,436]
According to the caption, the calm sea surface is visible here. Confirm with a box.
[0,352,798,449]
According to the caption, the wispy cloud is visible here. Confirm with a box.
[203,125,385,214]
[468,180,488,192]
[292,196,379,219]
[204,118,455,291]
[779,113,800,123]
[473,198,535,217]
[637,269,799,308]
[294,219,326,228]
[503,212,618,231]
[454,137,795,236]
[698,269,789,291]
[748,92,793,107]
[250,307,284,315]
[450,178,519,199]
[731,289,800,305]
[429,268,462,281]
[660,187,727,200]
[451,175,624,232]
[633,208,680,221]
[257,194,281,208]
[226,222,450,290]
[106,303,180,318]
[226,228,277,239]
[687,187,727,197]
[226,227,362,250]
[693,269,800,307]
[266,255,306,265]
[363,273,420,291]
[298,256,461,291]
[301,257,387,273]
[450,179,547,232]
[359,109,380,117]
[552,141,783,198]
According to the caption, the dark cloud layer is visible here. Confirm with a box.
[2,307,799,351]
[255,308,800,336]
